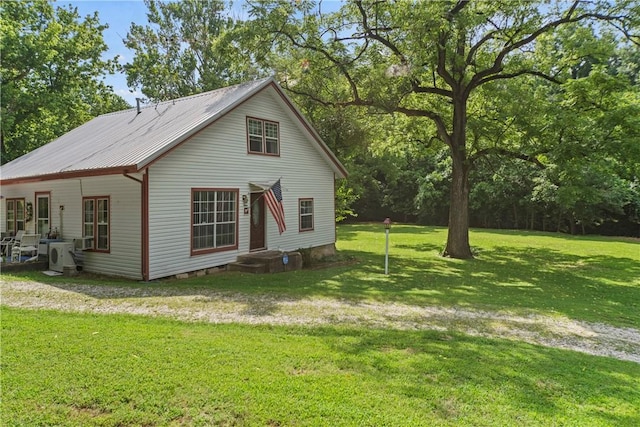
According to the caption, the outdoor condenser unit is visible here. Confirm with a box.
[49,242,76,272]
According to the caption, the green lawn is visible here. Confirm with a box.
[2,225,639,426]
[332,225,640,328]
[3,308,639,426]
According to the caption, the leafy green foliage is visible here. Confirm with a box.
[245,0,640,251]
[1,0,129,163]
[123,0,260,101]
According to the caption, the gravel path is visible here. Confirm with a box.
[2,279,639,363]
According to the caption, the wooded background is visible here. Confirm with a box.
[2,0,638,242]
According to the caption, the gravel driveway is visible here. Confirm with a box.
[2,278,639,363]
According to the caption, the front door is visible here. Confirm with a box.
[250,193,266,251]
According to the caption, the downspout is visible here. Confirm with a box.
[123,170,149,281]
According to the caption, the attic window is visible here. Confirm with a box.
[247,117,279,155]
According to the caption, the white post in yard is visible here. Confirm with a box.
[383,217,391,274]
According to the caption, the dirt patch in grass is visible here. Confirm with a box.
[2,278,639,363]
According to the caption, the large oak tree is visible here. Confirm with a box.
[247,0,638,258]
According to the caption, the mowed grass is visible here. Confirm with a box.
[2,308,639,426]
[9,224,639,328]
[332,224,640,328]
[2,225,640,425]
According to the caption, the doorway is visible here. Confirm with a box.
[249,192,265,251]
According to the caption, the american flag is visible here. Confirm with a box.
[264,179,286,234]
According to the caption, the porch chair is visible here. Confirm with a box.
[1,230,25,256]
[10,234,40,262]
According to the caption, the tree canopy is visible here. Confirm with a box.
[246,0,640,250]
[1,0,129,163]
[123,0,260,102]
[2,0,638,238]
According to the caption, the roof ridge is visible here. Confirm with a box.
[102,77,273,118]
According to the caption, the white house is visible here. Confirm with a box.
[0,78,348,280]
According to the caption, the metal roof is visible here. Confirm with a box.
[1,78,347,182]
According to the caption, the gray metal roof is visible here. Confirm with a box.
[1,78,346,182]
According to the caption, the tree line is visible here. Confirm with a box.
[2,0,639,247]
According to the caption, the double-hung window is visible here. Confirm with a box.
[83,196,109,251]
[299,198,314,231]
[192,189,238,253]
[247,117,279,155]
[5,198,25,235]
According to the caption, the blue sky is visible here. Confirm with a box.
[66,1,151,106]
[65,0,343,106]
[66,0,252,106]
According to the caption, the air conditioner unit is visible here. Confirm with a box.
[73,237,93,251]
[49,242,76,272]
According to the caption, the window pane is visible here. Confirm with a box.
[16,200,24,221]
[265,122,278,139]
[97,225,109,250]
[249,135,263,152]
[248,119,263,153]
[37,197,49,217]
[97,199,108,223]
[84,224,94,239]
[265,122,278,154]
[265,138,278,154]
[248,119,262,136]
[7,200,15,233]
[192,190,236,250]
[301,215,313,230]
[300,200,313,230]
[84,200,94,223]
[36,196,50,236]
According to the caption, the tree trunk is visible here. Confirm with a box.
[443,98,473,259]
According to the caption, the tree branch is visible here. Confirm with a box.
[470,147,546,168]
[467,1,630,95]
[395,106,452,146]
[447,0,470,19]
[354,0,406,63]
[411,80,454,98]
[479,69,563,86]
[275,28,365,104]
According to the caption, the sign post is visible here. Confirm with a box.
[383,217,391,274]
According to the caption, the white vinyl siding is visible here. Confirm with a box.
[0,175,142,279]
[148,86,337,279]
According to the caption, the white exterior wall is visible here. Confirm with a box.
[147,87,337,279]
[1,175,142,279]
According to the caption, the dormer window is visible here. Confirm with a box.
[247,117,279,155]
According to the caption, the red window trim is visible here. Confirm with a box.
[298,198,314,232]
[246,116,280,157]
[190,188,239,256]
[82,196,110,253]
